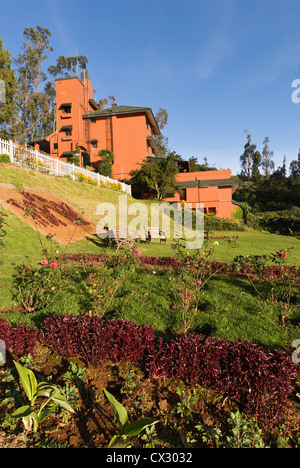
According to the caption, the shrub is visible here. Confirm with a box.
[147,334,298,424]
[76,172,88,183]
[233,249,300,305]
[41,314,156,368]
[0,204,7,252]
[85,250,140,317]
[11,262,67,313]
[204,214,244,231]
[0,153,10,163]
[0,317,39,358]
[1,312,298,424]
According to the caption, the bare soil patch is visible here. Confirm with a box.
[0,184,96,244]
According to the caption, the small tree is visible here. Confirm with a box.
[97,149,114,177]
[130,153,181,200]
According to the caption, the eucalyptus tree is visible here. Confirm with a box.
[261,136,275,179]
[240,130,257,178]
[13,26,53,143]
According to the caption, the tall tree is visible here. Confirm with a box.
[13,26,53,142]
[289,150,300,178]
[251,150,262,179]
[0,37,19,139]
[155,108,169,157]
[47,55,88,79]
[272,155,287,179]
[239,130,257,178]
[261,136,275,178]
[97,96,116,110]
[45,55,89,135]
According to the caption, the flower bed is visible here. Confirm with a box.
[0,314,298,425]
[59,253,300,279]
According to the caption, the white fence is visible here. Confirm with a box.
[0,139,131,195]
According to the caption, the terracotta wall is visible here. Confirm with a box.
[89,113,155,179]
[48,77,94,162]
[165,170,236,219]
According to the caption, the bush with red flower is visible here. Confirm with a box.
[233,248,299,325]
[84,247,141,318]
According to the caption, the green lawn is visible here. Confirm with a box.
[0,164,299,353]
[69,228,300,264]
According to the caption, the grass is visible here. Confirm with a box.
[0,163,299,352]
[2,264,300,352]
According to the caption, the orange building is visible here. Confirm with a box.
[38,71,238,218]
[43,72,160,180]
[165,169,238,218]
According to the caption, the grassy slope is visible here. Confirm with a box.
[0,165,299,346]
[0,163,299,272]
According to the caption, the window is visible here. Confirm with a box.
[63,105,71,114]
[88,138,98,149]
[53,143,58,150]
[61,125,72,137]
[60,103,72,114]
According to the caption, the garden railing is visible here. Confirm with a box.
[0,139,131,195]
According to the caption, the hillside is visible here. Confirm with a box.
[0,163,299,260]
[0,164,136,228]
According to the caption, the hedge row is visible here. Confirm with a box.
[60,253,300,278]
[0,314,298,424]
[0,317,39,358]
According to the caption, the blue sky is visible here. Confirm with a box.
[2,0,300,174]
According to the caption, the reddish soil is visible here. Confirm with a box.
[0,184,96,244]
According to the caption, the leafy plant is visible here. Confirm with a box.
[41,314,156,367]
[104,388,159,448]
[12,262,65,312]
[196,411,267,448]
[0,318,39,358]
[11,360,74,432]
[233,248,299,324]
[169,241,224,333]
[85,248,140,317]
[147,333,298,424]
[225,411,266,448]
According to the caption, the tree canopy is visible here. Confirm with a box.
[130,154,181,200]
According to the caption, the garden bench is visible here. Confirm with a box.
[108,226,141,251]
[145,227,167,243]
